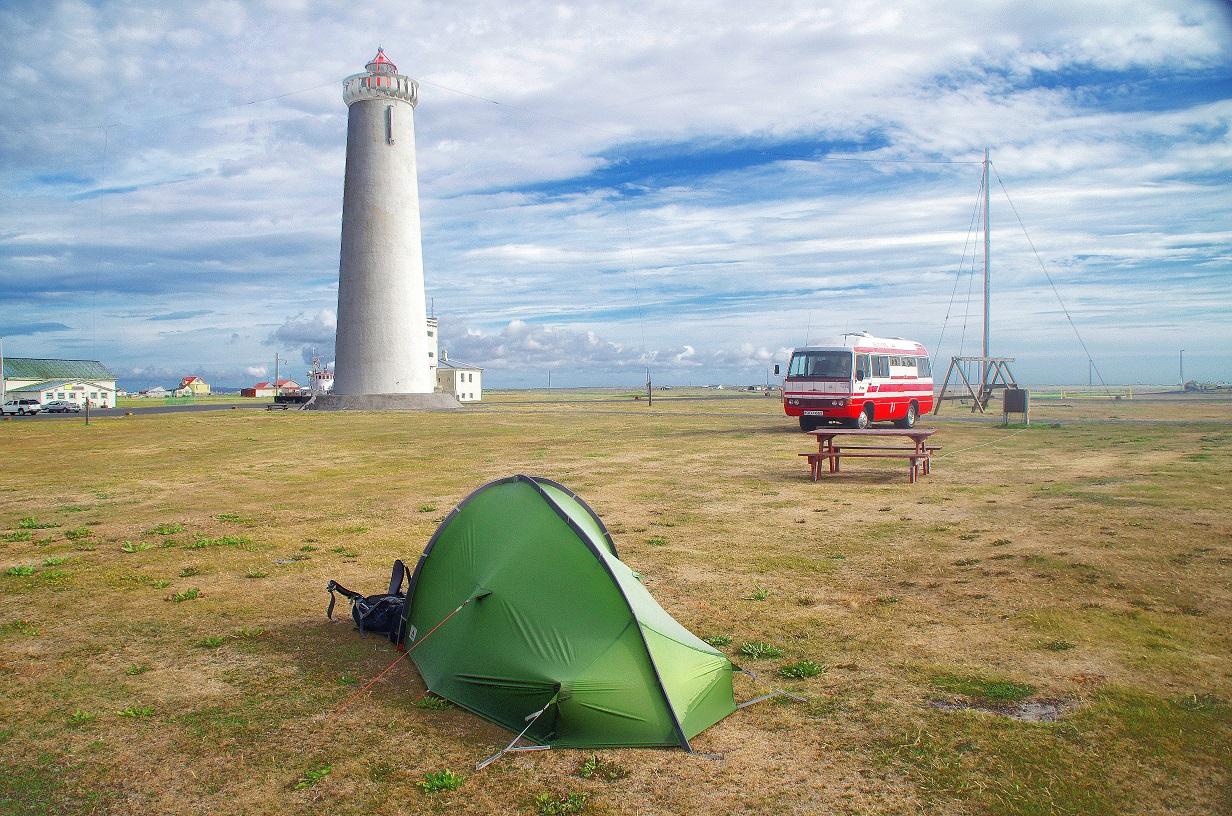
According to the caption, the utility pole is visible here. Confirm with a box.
[274,352,280,398]
[982,146,991,390]
[646,368,653,407]
[1179,349,1184,387]
[547,369,551,390]
[0,336,5,404]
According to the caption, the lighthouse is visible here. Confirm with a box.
[323,48,454,408]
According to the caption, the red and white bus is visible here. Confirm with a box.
[781,332,934,431]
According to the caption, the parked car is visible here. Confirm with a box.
[43,400,81,413]
[2,398,43,416]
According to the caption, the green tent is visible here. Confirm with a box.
[401,475,736,749]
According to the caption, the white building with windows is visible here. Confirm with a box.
[0,358,117,408]
[434,351,482,402]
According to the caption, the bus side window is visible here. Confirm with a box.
[874,355,889,378]
[856,354,870,380]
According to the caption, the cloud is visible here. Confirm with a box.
[270,309,336,366]
[147,310,213,321]
[443,319,786,376]
[244,365,267,377]
[271,309,336,345]
[0,321,71,336]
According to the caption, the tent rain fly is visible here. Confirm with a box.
[401,475,736,749]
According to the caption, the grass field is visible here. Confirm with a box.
[1,393,1230,815]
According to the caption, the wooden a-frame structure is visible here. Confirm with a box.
[932,356,1018,414]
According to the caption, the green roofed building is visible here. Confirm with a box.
[402,475,737,750]
[1,357,118,408]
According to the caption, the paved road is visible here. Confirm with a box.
[4,402,272,420]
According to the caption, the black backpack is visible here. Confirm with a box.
[326,560,409,643]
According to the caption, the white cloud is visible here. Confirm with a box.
[244,365,267,377]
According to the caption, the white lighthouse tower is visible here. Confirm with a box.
[317,48,457,410]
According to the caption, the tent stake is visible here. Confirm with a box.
[737,689,808,709]
[476,698,556,770]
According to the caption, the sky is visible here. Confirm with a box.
[0,0,1229,390]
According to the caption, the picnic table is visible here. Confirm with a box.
[800,428,939,484]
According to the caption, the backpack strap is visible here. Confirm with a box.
[387,559,407,596]
[326,579,365,620]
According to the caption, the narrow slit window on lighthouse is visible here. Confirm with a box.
[386,105,395,145]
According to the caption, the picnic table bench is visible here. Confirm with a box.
[800,428,939,484]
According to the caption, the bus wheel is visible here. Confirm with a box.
[854,406,872,429]
[895,402,918,429]
[799,416,819,432]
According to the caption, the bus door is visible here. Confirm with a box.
[854,353,871,405]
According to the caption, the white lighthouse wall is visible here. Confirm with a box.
[333,96,433,394]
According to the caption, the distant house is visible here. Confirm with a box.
[141,386,169,398]
[176,376,210,397]
[435,352,482,403]
[241,378,301,398]
[1,357,117,408]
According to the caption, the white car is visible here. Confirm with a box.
[43,400,82,413]
[2,399,43,416]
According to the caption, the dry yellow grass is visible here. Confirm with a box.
[1,392,1230,815]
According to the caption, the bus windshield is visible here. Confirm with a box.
[788,351,852,378]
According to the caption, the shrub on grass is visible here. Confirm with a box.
[418,504,437,513]
[534,791,588,815]
[646,536,667,546]
[18,517,59,529]
[42,556,70,566]
[413,694,453,710]
[148,523,184,536]
[577,754,629,782]
[778,660,824,679]
[188,535,250,550]
[416,769,464,793]
[739,642,783,660]
[196,636,226,649]
[117,706,155,718]
[168,588,200,603]
[2,531,32,542]
[244,569,268,578]
[67,710,96,727]
[125,664,149,676]
[179,566,200,577]
[0,620,38,637]
[746,587,770,601]
[5,566,36,577]
[702,634,732,648]
[1043,640,1076,652]
[64,527,92,541]
[293,765,332,790]
[120,541,153,553]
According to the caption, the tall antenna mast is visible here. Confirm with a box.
[982,146,991,386]
[934,146,1020,416]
